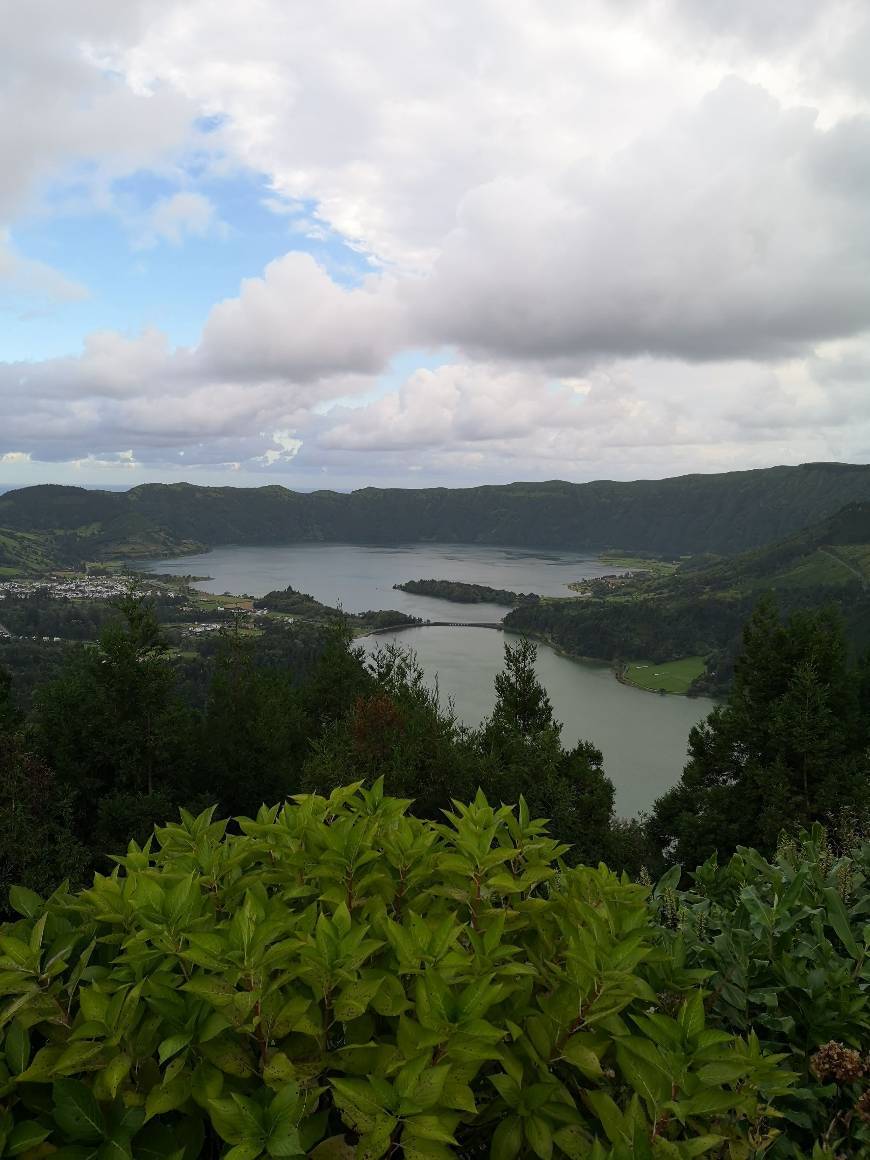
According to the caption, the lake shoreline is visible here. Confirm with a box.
[137,542,713,815]
[359,622,712,816]
[138,544,704,702]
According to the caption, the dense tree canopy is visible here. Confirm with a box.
[648,597,870,866]
[0,587,869,1156]
[0,599,626,894]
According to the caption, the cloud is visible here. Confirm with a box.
[0,233,88,306]
[0,1,204,224]
[0,253,399,469]
[414,80,870,364]
[2,0,870,485]
[199,252,403,381]
[257,430,303,466]
[71,449,138,471]
[310,342,870,483]
[135,191,222,248]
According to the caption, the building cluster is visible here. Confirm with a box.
[0,576,174,602]
[181,622,228,637]
[572,570,650,595]
[0,575,271,646]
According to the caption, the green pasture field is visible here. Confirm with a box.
[623,655,706,694]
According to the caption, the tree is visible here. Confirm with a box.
[479,639,616,864]
[199,630,309,816]
[648,596,870,867]
[486,637,555,739]
[298,619,371,729]
[30,592,198,843]
[0,664,19,734]
[303,644,477,814]
[0,734,87,913]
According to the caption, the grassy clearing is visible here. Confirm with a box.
[830,544,870,582]
[191,591,254,610]
[597,552,678,577]
[770,549,859,589]
[623,655,706,695]
[0,529,57,573]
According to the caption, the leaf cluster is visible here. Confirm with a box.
[0,785,796,1158]
[653,825,870,1156]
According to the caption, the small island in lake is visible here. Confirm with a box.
[394,578,541,606]
[256,585,421,632]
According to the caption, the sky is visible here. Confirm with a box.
[2,0,870,491]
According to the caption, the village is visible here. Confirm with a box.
[0,573,173,603]
[567,569,651,596]
[0,570,281,645]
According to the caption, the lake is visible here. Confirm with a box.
[141,542,713,815]
[142,541,620,622]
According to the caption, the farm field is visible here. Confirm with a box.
[623,655,706,694]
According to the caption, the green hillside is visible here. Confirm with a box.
[506,501,870,693]
[4,462,870,572]
[672,500,870,593]
[0,528,59,576]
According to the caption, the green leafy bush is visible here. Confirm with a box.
[653,826,870,1157]
[0,784,795,1159]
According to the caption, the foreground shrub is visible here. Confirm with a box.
[654,825,870,1157]
[0,784,794,1158]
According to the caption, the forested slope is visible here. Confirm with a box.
[4,461,870,568]
[505,500,870,689]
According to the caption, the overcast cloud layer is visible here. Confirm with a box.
[2,0,870,488]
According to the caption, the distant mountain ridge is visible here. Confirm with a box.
[2,462,870,570]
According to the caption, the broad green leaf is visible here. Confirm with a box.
[678,1136,726,1157]
[53,1078,104,1144]
[6,1119,52,1156]
[354,1117,395,1160]
[191,1060,224,1107]
[97,1138,133,1160]
[8,886,43,919]
[144,1075,191,1119]
[333,978,383,1022]
[615,1038,671,1111]
[696,1061,750,1086]
[822,886,859,957]
[224,1145,264,1160]
[209,1097,252,1145]
[266,1125,304,1158]
[5,1019,29,1075]
[553,1125,592,1160]
[157,1032,192,1064]
[263,1050,296,1089]
[402,1114,458,1145]
[561,1038,603,1079]
[94,1053,132,1101]
[524,1115,553,1160]
[132,1120,186,1160]
[677,992,705,1040]
[16,1044,64,1083]
[410,1064,451,1110]
[583,1091,630,1145]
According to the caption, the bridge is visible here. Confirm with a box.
[363,620,503,635]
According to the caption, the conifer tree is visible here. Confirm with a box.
[0,664,18,734]
[648,596,870,866]
[487,637,555,738]
[481,638,616,864]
